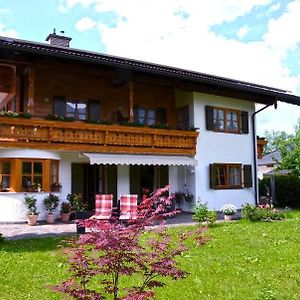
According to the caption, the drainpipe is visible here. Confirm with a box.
[252,100,277,205]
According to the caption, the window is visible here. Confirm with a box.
[22,160,43,189]
[210,163,252,189]
[0,160,11,190]
[206,106,249,134]
[134,107,156,125]
[50,160,59,186]
[53,96,100,121]
[0,159,59,192]
[66,100,87,120]
[213,108,239,132]
[177,106,189,130]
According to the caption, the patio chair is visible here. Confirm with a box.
[90,194,113,220]
[119,194,138,220]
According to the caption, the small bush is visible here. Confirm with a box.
[242,203,285,222]
[193,203,217,226]
[0,233,4,243]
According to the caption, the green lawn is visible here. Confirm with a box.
[1,214,300,300]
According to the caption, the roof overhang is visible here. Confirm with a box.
[83,153,197,166]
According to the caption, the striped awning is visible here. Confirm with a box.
[83,153,197,166]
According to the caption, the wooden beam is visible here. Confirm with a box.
[129,80,134,122]
[27,67,35,113]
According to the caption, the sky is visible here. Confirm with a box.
[1,0,300,136]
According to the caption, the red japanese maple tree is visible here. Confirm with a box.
[52,186,208,300]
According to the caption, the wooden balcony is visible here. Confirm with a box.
[0,117,198,155]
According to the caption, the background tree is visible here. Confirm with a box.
[263,130,292,154]
[263,121,300,177]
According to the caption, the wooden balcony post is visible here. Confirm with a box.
[27,67,35,114]
[129,81,134,122]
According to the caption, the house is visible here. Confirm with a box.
[258,150,280,179]
[1,32,300,223]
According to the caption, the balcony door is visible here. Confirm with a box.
[71,163,117,210]
[130,165,169,199]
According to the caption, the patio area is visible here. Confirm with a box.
[0,212,197,240]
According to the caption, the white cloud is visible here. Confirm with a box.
[57,4,68,13]
[269,2,281,12]
[0,8,10,15]
[61,0,300,133]
[0,23,18,38]
[75,17,97,32]
[237,25,249,39]
[65,0,96,7]
[264,0,300,51]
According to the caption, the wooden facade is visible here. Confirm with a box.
[0,59,198,156]
[0,117,198,155]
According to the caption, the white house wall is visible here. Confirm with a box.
[0,149,88,223]
[192,92,256,210]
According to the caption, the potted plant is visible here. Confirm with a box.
[43,193,60,224]
[25,180,35,192]
[67,193,88,233]
[35,182,42,192]
[220,204,237,221]
[51,182,62,192]
[172,191,185,205]
[184,192,194,203]
[60,201,71,222]
[24,194,39,226]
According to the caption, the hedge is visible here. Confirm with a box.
[259,175,300,208]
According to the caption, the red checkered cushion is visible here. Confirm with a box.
[119,194,138,220]
[91,194,113,220]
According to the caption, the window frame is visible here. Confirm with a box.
[213,107,241,133]
[133,107,159,126]
[0,158,59,193]
[21,159,44,190]
[53,96,101,122]
[212,163,242,189]
[66,99,87,120]
[177,106,189,130]
[0,160,11,190]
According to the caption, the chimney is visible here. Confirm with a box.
[46,29,72,47]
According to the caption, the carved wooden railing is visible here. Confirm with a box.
[0,117,198,155]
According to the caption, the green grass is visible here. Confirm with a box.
[1,217,300,300]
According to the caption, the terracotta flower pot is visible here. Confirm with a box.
[61,212,71,222]
[224,214,233,221]
[27,214,38,226]
[46,213,56,224]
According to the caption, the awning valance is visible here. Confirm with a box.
[83,153,197,166]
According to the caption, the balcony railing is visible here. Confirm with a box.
[0,117,198,155]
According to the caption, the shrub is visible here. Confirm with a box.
[259,175,300,208]
[242,203,285,222]
[67,193,86,211]
[0,233,4,243]
[193,203,217,226]
[52,186,209,300]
